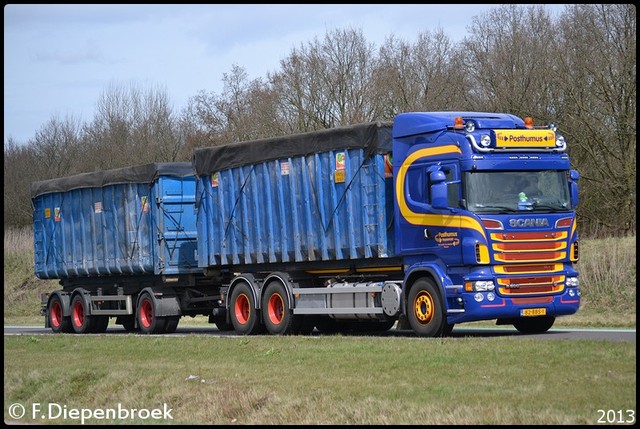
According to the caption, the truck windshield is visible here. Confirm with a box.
[465,170,571,213]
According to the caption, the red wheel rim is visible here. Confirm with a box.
[267,293,284,325]
[234,293,250,325]
[140,298,154,328]
[51,301,62,328]
[72,300,84,328]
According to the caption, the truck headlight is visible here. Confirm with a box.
[474,280,495,291]
[566,277,579,287]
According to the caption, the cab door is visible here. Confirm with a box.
[395,161,463,264]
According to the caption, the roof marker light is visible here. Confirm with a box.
[524,117,534,129]
[454,117,464,129]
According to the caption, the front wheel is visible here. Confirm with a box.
[406,278,447,337]
[513,316,555,334]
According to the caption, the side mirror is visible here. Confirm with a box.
[569,169,580,208]
[430,171,448,209]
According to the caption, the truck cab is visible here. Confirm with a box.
[392,112,581,335]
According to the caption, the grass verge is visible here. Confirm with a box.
[4,334,636,425]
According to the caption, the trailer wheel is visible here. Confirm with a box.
[229,281,261,335]
[513,316,555,334]
[137,292,166,334]
[164,316,179,334]
[407,278,447,337]
[118,315,137,332]
[48,294,72,333]
[70,294,92,334]
[91,316,109,333]
[261,281,298,335]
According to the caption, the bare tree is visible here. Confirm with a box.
[31,115,83,179]
[84,82,183,169]
[555,4,636,236]
[374,28,462,116]
[4,138,40,227]
[270,27,379,130]
[459,4,559,120]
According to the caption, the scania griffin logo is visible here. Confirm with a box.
[509,218,550,227]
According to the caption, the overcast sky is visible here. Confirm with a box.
[4,4,566,144]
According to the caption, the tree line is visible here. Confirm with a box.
[4,4,636,237]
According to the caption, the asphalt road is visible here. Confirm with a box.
[4,325,636,342]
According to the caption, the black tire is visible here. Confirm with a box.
[70,294,93,334]
[406,278,447,337]
[164,316,179,334]
[261,280,299,335]
[91,316,109,333]
[136,292,166,334]
[513,316,555,334]
[442,323,455,336]
[118,315,137,332]
[229,281,262,335]
[214,319,234,331]
[48,294,72,333]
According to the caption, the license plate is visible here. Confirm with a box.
[521,308,547,317]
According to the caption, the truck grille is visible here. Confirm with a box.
[490,231,568,296]
[490,231,567,263]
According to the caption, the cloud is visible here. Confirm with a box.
[32,39,112,65]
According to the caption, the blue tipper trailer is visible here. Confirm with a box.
[32,162,198,278]
[32,162,214,335]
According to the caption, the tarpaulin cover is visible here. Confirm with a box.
[193,121,392,176]
[31,162,194,198]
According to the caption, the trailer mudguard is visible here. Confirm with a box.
[262,271,296,310]
[227,273,261,310]
[44,291,72,328]
[137,287,182,317]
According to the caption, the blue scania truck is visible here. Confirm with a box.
[35,111,581,336]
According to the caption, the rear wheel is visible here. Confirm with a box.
[513,316,555,334]
[70,295,93,334]
[91,316,109,333]
[164,316,179,334]
[229,282,262,335]
[261,281,299,335]
[118,315,137,332]
[214,319,234,331]
[48,294,72,333]
[137,292,166,334]
[407,278,447,337]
